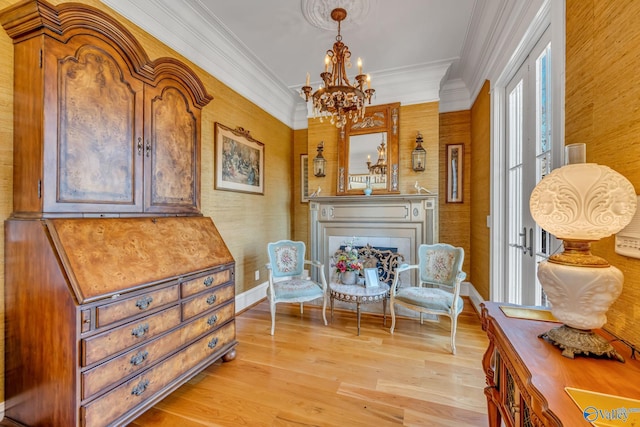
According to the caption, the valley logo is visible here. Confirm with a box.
[583,406,640,423]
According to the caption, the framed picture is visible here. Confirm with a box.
[364,267,380,288]
[215,122,264,195]
[301,154,309,203]
[446,143,463,203]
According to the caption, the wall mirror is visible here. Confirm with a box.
[337,102,400,195]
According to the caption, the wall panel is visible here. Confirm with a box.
[439,110,471,280]
[470,81,491,300]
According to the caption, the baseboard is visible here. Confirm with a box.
[235,282,484,314]
[464,281,485,315]
[234,281,486,317]
[235,281,268,313]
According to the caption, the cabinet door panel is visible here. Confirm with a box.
[144,80,200,213]
[43,35,144,213]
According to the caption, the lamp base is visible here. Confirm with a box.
[539,325,625,363]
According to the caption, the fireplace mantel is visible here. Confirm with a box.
[309,194,438,281]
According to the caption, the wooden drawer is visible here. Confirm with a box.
[181,282,234,320]
[82,306,181,367]
[81,301,235,400]
[81,322,236,427]
[181,301,234,343]
[96,284,179,328]
[181,269,232,299]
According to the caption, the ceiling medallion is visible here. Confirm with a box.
[301,0,372,31]
[300,7,375,128]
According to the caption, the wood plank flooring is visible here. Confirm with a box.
[129,298,489,426]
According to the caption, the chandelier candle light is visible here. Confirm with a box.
[301,8,375,128]
[529,143,637,362]
[367,133,387,175]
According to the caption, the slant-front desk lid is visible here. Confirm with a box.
[45,216,234,304]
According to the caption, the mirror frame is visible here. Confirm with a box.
[337,102,401,195]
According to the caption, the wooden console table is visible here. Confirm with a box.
[481,302,640,426]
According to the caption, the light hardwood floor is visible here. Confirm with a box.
[129,298,489,426]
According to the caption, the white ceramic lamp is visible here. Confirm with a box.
[529,147,636,361]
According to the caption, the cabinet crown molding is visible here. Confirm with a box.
[0,0,213,107]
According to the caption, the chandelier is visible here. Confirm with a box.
[301,8,375,128]
[366,135,387,175]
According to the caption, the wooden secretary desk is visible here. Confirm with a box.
[481,302,640,426]
[1,1,237,426]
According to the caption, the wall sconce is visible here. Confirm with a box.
[313,141,326,177]
[412,132,426,171]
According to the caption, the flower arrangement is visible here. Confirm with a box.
[334,237,363,273]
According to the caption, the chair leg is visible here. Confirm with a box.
[450,314,458,355]
[270,300,276,336]
[321,295,328,326]
[390,302,396,333]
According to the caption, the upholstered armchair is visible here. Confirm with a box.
[390,243,466,354]
[266,240,328,335]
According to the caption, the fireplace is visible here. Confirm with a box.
[309,194,438,317]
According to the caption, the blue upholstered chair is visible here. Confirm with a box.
[390,243,466,354]
[266,240,328,335]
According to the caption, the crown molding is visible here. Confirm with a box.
[461,0,549,106]
[102,0,471,129]
[439,79,472,113]
[101,0,299,127]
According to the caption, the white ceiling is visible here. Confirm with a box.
[196,0,476,89]
[101,0,513,128]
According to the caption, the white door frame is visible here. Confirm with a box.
[489,0,565,302]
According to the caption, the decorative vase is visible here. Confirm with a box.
[341,271,358,285]
[364,187,373,196]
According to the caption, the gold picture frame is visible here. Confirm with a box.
[215,123,264,195]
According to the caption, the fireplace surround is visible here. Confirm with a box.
[309,194,438,317]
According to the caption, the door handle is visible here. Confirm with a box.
[529,227,534,257]
[522,226,533,257]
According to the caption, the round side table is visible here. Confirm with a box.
[329,281,390,335]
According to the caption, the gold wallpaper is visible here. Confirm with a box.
[565,0,640,346]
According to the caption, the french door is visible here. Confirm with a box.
[504,29,554,306]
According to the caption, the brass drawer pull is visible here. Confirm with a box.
[135,296,153,310]
[206,294,217,305]
[145,140,151,157]
[137,137,143,155]
[208,337,219,349]
[203,276,214,287]
[207,314,218,326]
[131,323,149,338]
[130,350,149,366]
[131,378,150,396]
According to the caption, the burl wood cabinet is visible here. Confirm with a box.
[481,302,640,426]
[1,1,238,426]
[3,0,212,216]
[5,217,236,426]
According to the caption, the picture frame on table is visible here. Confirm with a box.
[446,143,463,203]
[364,267,380,288]
[214,122,264,195]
